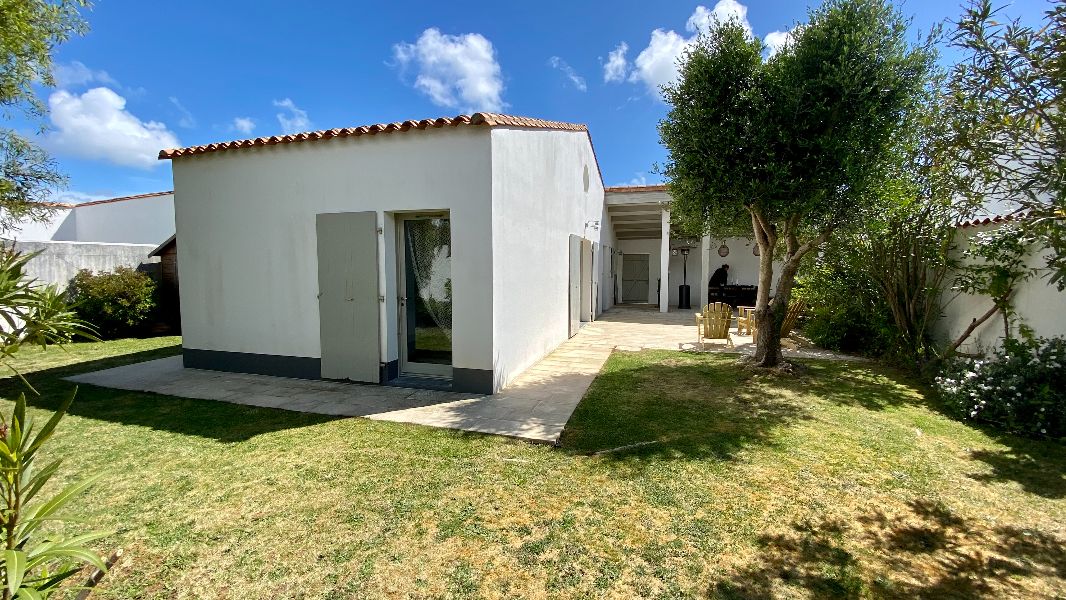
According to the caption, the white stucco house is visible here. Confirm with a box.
[159,112,769,394]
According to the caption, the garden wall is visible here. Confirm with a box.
[12,240,159,290]
[938,222,1066,353]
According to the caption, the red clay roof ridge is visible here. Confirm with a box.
[158,112,588,160]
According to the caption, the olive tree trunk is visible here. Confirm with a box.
[750,209,833,368]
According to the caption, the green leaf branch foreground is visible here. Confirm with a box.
[0,390,109,600]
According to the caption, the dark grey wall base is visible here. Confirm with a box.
[183,348,322,380]
[452,368,494,394]
[379,360,399,384]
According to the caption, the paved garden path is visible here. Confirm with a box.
[66,306,855,444]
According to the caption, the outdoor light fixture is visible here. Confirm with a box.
[585,220,600,230]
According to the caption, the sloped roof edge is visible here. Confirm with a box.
[158,112,588,160]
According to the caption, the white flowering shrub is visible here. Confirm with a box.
[936,336,1065,438]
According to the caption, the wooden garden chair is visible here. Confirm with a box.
[695,302,734,349]
[742,300,806,338]
[737,306,756,336]
[780,299,806,338]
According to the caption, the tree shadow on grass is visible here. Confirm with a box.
[799,361,925,411]
[0,344,341,443]
[558,352,813,465]
[712,499,1066,599]
[967,436,1066,499]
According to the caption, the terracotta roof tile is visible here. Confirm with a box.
[158,112,588,160]
[957,212,1027,229]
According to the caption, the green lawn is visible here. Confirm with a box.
[3,340,1064,599]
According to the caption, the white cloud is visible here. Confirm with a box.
[46,190,110,204]
[548,56,586,91]
[621,173,649,186]
[273,98,311,134]
[46,87,180,169]
[686,0,752,37]
[603,42,629,83]
[52,61,116,88]
[763,28,796,57]
[392,28,505,113]
[232,117,256,135]
[630,29,690,95]
[169,96,196,128]
[628,1,754,98]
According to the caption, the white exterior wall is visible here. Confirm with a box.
[3,195,174,245]
[171,127,494,373]
[489,128,613,389]
[938,223,1066,353]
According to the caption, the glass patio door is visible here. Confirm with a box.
[399,216,453,377]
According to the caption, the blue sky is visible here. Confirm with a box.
[18,0,1050,202]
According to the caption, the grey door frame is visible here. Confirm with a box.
[396,212,453,378]
[316,211,381,382]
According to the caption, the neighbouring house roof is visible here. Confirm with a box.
[957,212,1027,229]
[158,113,589,160]
[604,184,668,193]
[44,190,174,209]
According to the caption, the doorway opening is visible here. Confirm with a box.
[398,214,452,379]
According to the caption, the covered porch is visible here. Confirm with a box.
[605,185,769,313]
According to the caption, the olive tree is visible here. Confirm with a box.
[660,0,931,367]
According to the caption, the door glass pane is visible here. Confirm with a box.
[404,218,452,366]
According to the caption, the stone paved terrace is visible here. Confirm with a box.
[66,305,850,444]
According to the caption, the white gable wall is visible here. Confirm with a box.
[490,127,614,389]
[3,195,174,245]
[172,127,494,374]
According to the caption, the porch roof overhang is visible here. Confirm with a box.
[605,185,672,240]
[608,203,665,239]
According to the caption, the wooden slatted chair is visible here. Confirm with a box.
[744,300,806,339]
[780,299,806,338]
[695,302,734,349]
[737,306,756,336]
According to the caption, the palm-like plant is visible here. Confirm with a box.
[0,245,107,598]
[0,392,107,600]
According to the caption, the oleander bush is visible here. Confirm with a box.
[66,267,156,338]
[936,335,1066,439]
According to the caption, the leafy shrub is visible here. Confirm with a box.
[936,336,1066,439]
[802,303,894,357]
[66,267,156,338]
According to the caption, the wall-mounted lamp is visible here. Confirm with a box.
[585,220,601,231]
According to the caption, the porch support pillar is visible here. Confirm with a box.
[660,208,670,313]
[700,234,711,309]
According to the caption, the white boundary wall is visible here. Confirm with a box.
[938,222,1066,353]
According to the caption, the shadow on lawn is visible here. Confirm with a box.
[967,436,1066,499]
[712,499,1066,599]
[558,354,818,464]
[0,344,340,443]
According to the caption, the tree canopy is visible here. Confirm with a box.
[0,0,88,233]
[660,0,931,366]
